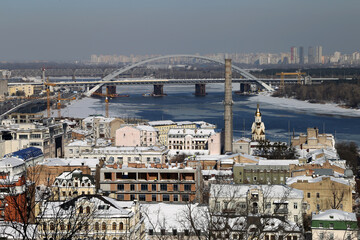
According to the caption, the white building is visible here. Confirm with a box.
[251,104,265,141]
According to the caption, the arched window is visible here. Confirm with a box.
[84,223,89,231]
[88,183,91,187]
[60,223,65,230]
[112,222,117,230]
[86,206,91,213]
[79,206,83,214]
[113,238,117,240]
[67,223,71,231]
[43,223,47,231]
[119,222,124,230]
[50,222,55,231]
[95,222,100,231]
[102,222,107,231]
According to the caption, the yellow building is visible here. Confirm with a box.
[8,84,34,97]
[148,120,196,145]
[287,176,352,214]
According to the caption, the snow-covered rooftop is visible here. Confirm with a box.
[286,175,351,186]
[312,209,356,221]
[148,120,175,126]
[40,158,99,169]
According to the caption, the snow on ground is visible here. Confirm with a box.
[248,92,360,118]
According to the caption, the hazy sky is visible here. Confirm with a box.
[0,0,359,61]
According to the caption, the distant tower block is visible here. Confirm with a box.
[251,104,266,141]
[224,59,233,153]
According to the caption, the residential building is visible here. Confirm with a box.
[251,104,265,141]
[209,184,304,224]
[291,127,335,151]
[148,120,197,145]
[289,159,346,177]
[8,84,34,97]
[167,128,221,156]
[100,163,201,203]
[0,157,27,223]
[115,125,158,147]
[287,176,352,214]
[232,137,251,155]
[312,209,358,240]
[52,170,96,201]
[233,159,299,185]
[37,195,145,240]
[82,116,124,140]
[80,146,168,165]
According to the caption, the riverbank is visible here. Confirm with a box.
[249,92,360,118]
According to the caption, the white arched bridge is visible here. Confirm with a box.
[85,54,274,96]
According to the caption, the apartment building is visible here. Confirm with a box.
[52,170,96,201]
[8,84,35,97]
[82,116,124,140]
[167,128,221,156]
[37,195,145,240]
[80,146,168,165]
[291,127,335,151]
[115,125,158,147]
[100,163,201,203]
[287,176,352,214]
[209,184,304,224]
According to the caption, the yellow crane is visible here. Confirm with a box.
[44,78,57,118]
[56,92,76,118]
[276,71,306,90]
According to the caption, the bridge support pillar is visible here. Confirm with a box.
[106,86,116,95]
[153,85,164,96]
[195,84,206,96]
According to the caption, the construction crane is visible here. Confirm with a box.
[276,70,306,90]
[44,77,57,118]
[56,92,76,118]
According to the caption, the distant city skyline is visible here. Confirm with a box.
[0,0,359,61]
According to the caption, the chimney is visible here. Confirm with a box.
[224,59,233,153]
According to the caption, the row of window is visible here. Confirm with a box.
[117,193,189,202]
[43,221,125,231]
[117,183,192,191]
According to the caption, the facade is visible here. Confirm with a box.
[37,195,145,240]
[251,104,265,141]
[287,176,352,214]
[0,157,27,223]
[289,160,345,177]
[100,163,201,203]
[8,84,34,97]
[65,139,94,158]
[209,184,304,224]
[80,146,168,165]
[291,127,335,151]
[148,120,197,145]
[115,125,158,147]
[312,209,358,240]
[233,161,294,185]
[167,128,221,156]
[82,116,124,140]
[52,170,96,201]
[232,137,251,155]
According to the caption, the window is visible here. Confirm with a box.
[127,157,131,162]
[329,223,334,229]
[30,134,41,139]
[60,223,65,230]
[117,194,124,201]
[173,184,178,191]
[163,194,170,201]
[43,223,47,231]
[182,194,189,202]
[79,206,83,214]
[149,229,154,235]
[19,134,28,139]
[116,173,122,179]
[141,184,148,191]
[86,206,91,213]
[319,223,323,228]
[102,222,107,231]
[130,184,135,191]
[139,194,146,201]
[104,172,112,180]
[294,215,298,222]
[112,222,117,230]
[266,202,271,209]
[316,193,320,198]
[184,184,191,191]
[152,184,157,191]
[160,184,167,191]
[120,222,124,230]
[319,233,324,239]
[117,184,124,191]
[293,202,298,209]
[95,222,100,231]
[172,229,177,236]
[130,194,136,200]
[147,157,151,162]
[173,194,178,202]
[152,194,157,201]
[317,204,320,211]
[307,192,311,198]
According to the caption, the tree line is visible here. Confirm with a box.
[273,80,360,108]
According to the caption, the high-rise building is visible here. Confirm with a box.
[316,46,323,64]
[308,46,315,64]
[299,46,304,64]
[290,47,298,64]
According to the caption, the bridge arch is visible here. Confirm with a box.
[86,54,273,96]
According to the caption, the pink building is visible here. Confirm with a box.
[115,125,158,147]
